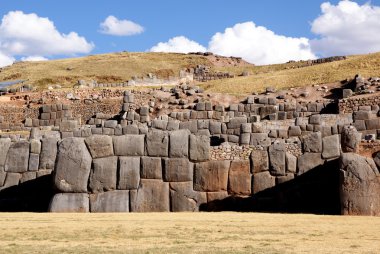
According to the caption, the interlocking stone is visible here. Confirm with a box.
[163,158,192,182]
[4,141,30,173]
[90,191,129,212]
[169,129,189,158]
[194,161,230,192]
[228,160,251,195]
[118,157,140,190]
[130,179,169,212]
[49,193,89,213]
[89,156,118,193]
[85,135,114,158]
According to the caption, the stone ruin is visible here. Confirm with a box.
[0,80,380,215]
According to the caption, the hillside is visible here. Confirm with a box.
[0,52,253,89]
[0,51,379,94]
[204,52,380,94]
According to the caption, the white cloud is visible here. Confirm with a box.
[0,51,14,68]
[311,0,380,56]
[208,22,316,65]
[149,36,207,53]
[99,15,144,36]
[21,56,48,61]
[0,11,94,67]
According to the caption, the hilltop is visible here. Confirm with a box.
[0,51,379,94]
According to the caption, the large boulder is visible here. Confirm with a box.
[268,142,286,176]
[252,171,275,194]
[170,182,207,212]
[89,156,118,193]
[0,138,11,167]
[130,179,169,212]
[140,157,162,179]
[341,126,361,153]
[228,160,251,195]
[85,135,114,158]
[250,150,269,173]
[169,129,190,158]
[189,134,210,162]
[302,132,322,153]
[49,193,89,212]
[54,138,92,193]
[90,190,129,212]
[194,161,230,192]
[118,157,140,190]
[322,134,340,159]
[39,137,58,170]
[340,153,380,216]
[4,141,30,173]
[113,135,145,156]
[297,153,324,175]
[163,158,192,182]
[146,130,169,157]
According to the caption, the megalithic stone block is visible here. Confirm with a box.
[49,193,89,213]
[90,190,129,212]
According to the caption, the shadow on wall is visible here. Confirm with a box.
[0,175,56,212]
[200,159,341,215]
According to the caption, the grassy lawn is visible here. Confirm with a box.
[0,212,379,254]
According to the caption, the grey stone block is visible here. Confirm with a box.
[297,153,324,175]
[90,190,129,212]
[169,129,190,158]
[170,182,207,212]
[141,157,162,179]
[89,156,118,193]
[302,132,322,153]
[0,138,11,167]
[113,135,145,156]
[251,150,269,173]
[189,134,210,162]
[163,158,192,182]
[54,138,92,193]
[39,137,58,170]
[49,193,89,213]
[252,171,275,194]
[286,152,297,173]
[268,142,286,176]
[118,157,140,190]
[28,153,39,172]
[322,134,340,159]
[130,179,169,212]
[194,161,230,192]
[85,135,114,159]
[146,130,169,157]
[5,141,29,173]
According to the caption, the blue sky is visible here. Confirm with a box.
[0,0,380,66]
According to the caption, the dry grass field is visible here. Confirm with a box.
[0,212,379,254]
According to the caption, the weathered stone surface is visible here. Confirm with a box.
[49,193,89,212]
[28,153,39,171]
[322,134,340,159]
[29,139,41,154]
[90,190,129,212]
[0,169,6,186]
[146,130,169,157]
[341,126,361,153]
[85,135,114,158]
[189,134,210,162]
[20,172,37,184]
[113,135,145,156]
[0,138,11,167]
[250,150,269,173]
[118,157,140,190]
[39,137,58,170]
[170,182,207,212]
[54,138,92,193]
[4,141,29,173]
[268,142,286,176]
[89,156,118,193]
[141,157,162,179]
[163,158,192,182]
[302,132,322,153]
[285,152,297,173]
[253,171,275,194]
[276,173,295,184]
[207,191,229,203]
[194,161,230,192]
[340,153,380,216]
[169,129,189,158]
[130,179,169,212]
[250,133,271,146]
[297,153,324,175]
[0,172,21,190]
[228,160,251,195]
[227,117,247,129]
